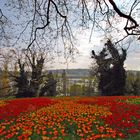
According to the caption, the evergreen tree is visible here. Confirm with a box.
[40,72,57,96]
[14,59,29,97]
[91,40,127,96]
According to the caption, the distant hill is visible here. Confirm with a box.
[48,69,90,78]
[47,69,140,79]
[5,69,140,79]
[127,70,140,74]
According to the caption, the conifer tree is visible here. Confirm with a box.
[91,40,127,96]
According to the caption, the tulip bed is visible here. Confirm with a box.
[0,96,140,140]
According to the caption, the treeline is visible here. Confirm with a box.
[125,71,140,96]
[1,67,139,98]
[0,49,55,98]
[0,40,140,98]
[0,69,96,97]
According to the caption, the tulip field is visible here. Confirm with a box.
[0,96,140,140]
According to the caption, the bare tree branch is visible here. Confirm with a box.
[108,0,139,34]
[1,0,140,53]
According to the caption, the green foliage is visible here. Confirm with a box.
[91,40,126,96]
[14,60,29,98]
[0,62,10,97]
[125,72,140,95]
[40,72,57,96]
[125,134,140,140]
[126,98,140,105]
[0,96,15,100]
[69,84,83,96]
[79,77,97,96]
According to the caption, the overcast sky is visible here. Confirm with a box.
[1,0,140,70]
[49,29,140,70]
[48,0,140,70]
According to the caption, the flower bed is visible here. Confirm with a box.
[0,96,140,139]
[0,97,56,120]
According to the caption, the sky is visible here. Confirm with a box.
[1,0,140,71]
[49,33,140,70]
[49,0,140,70]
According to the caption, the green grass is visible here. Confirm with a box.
[126,134,140,140]
[126,98,140,104]
[0,95,16,100]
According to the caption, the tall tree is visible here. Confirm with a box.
[40,71,57,96]
[91,40,127,96]
[25,49,45,97]
[62,69,67,96]
[14,59,29,97]
[9,47,52,97]
[0,60,10,97]
[0,49,13,97]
